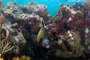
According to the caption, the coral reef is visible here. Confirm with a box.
[0,0,90,60]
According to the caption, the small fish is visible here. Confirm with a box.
[37,23,45,42]
[52,20,54,23]
[42,38,49,48]
[85,28,89,33]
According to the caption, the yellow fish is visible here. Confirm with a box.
[85,28,89,33]
[37,22,45,42]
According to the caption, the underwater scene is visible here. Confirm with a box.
[1,0,90,60]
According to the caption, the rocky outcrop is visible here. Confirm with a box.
[1,2,51,22]
[0,2,51,58]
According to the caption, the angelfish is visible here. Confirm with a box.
[37,22,45,42]
[42,38,49,48]
[37,22,50,48]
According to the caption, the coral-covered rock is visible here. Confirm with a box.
[0,1,51,43]
[2,21,26,55]
[73,2,85,12]
[19,2,51,22]
[51,5,75,22]
[0,2,51,58]
[0,2,50,22]
[63,31,84,57]
[73,2,90,20]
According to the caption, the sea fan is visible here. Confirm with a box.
[0,38,15,55]
[0,29,15,56]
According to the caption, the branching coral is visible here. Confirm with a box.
[0,39,15,55]
[0,29,15,56]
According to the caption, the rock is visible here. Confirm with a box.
[2,20,26,56]
[51,5,74,22]
[0,2,50,22]
[0,2,51,57]
[63,31,84,57]
[73,2,85,12]
[73,2,90,20]
[19,2,51,22]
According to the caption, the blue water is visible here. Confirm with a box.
[2,0,86,17]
